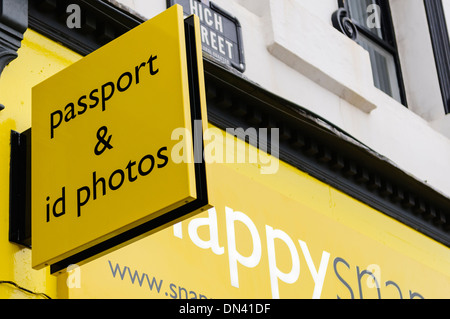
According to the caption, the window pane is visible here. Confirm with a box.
[347,0,384,39]
[357,33,402,103]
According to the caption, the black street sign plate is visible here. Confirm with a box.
[168,0,245,72]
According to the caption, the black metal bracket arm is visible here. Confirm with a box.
[9,129,31,248]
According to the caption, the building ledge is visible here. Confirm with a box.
[264,0,377,113]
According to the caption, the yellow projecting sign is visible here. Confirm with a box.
[32,6,209,271]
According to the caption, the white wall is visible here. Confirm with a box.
[113,0,450,197]
[444,0,450,35]
[110,0,166,18]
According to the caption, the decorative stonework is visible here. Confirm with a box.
[0,0,27,73]
[0,0,28,111]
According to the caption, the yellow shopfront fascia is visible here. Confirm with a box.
[60,127,450,299]
[32,5,210,271]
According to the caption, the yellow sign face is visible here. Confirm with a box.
[32,6,207,270]
[61,128,450,299]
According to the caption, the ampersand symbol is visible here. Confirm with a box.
[94,126,113,156]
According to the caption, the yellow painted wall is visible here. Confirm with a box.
[0,29,81,299]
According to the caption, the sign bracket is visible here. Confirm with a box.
[9,128,32,248]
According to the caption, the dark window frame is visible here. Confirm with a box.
[338,0,408,106]
[424,0,450,114]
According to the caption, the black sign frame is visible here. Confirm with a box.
[168,0,246,72]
